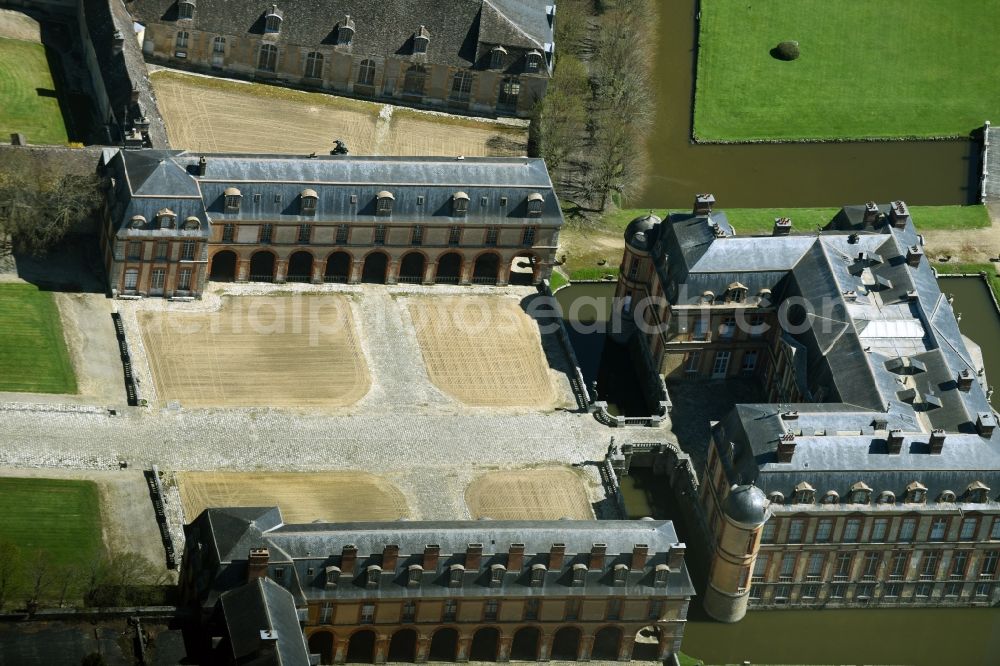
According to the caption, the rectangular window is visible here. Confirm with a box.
[801,584,819,599]
[127,241,142,260]
[178,268,192,290]
[740,350,758,375]
[485,227,499,246]
[521,226,536,246]
[981,551,999,579]
[151,269,165,290]
[752,554,769,583]
[945,581,963,597]
[719,316,736,339]
[975,582,993,597]
[684,351,701,375]
[320,603,333,624]
[711,350,731,377]
[806,553,825,578]
[401,601,416,623]
[862,552,880,580]
[443,600,457,622]
[524,598,539,621]
[930,518,948,542]
[898,517,917,542]
[411,226,424,246]
[484,599,499,621]
[950,551,970,579]
[857,583,875,599]
[884,583,902,598]
[222,223,235,243]
[374,225,387,245]
[647,600,664,620]
[274,567,285,580]
[156,241,168,259]
[779,553,796,581]
[829,584,846,599]
[787,519,805,544]
[259,224,273,244]
[960,517,978,541]
[889,551,908,579]
[123,269,138,290]
[843,518,861,543]
[774,585,790,601]
[296,224,312,244]
[336,224,350,244]
[175,31,188,49]
[834,552,853,579]
[416,195,425,206]
[920,551,941,580]
[871,518,889,542]
[761,522,776,544]
[815,519,833,543]
[360,604,375,623]
[181,241,196,260]
[448,226,462,246]
[915,583,933,598]
[606,598,622,621]
[991,518,1000,541]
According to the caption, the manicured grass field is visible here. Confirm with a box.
[0,283,77,394]
[694,0,1000,141]
[0,37,69,145]
[0,478,103,566]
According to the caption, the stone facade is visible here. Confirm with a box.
[99,149,562,298]
[182,508,695,664]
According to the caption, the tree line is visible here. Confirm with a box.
[533,0,655,213]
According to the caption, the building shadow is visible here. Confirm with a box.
[10,234,106,293]
[36,12,96,143]
[519,291,586,410]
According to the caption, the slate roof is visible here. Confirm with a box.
[219,578,310,666]
[647,204,1000,507]
[101,149,562,236]
[129,0,554,73]
[186,508,694,609]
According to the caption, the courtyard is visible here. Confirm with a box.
[694,0,1000,141]
[149,69,528,157]
[464,467,596,520]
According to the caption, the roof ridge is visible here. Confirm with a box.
[482,0,544,49]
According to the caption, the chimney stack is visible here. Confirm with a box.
[906,245,923,267]
[957,368,974,392]
[631,544,649,570]
[863,201,880,226]
[977,412,997,438]
[889,200,910,228]
[772,217,792,236]
[466,543,483,570]
[112,29,125,56]
[248,548,269,581]
[589,543,607,570]
[508,543,525,571]
[197,156,207,176]
[929,429,946,454]
[694,193,715,216]
[549,543,566,570]
[667,544,686,572]
[423,544,440,571]
[341,545,357,575]
[776,433,796,463]
[887,429,904,454]
[382,545,398,572]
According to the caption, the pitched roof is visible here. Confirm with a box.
[220,578,310,666]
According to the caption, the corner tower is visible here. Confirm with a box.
[703,484,770,623]
[616,213,661,304]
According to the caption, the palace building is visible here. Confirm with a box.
[129,0,555,118]
[616,198,1000,621]
[98,148,562,298]
[182,507,694,664]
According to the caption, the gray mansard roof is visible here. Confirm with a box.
[649,204,1000,507]
[101,149,562,237]
[130,0,554,73]
[219,578,310,666]
[187,508,694,608]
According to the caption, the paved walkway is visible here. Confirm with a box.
[985,122,1000,202]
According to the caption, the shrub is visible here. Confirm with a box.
[774,40,800,61]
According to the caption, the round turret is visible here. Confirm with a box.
[722,484,770,526]
[624,213,661,251]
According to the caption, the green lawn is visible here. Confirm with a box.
[0,37,70,145]
[0,478,103,567]
[694,0,1000,141]
[0,283,77,394]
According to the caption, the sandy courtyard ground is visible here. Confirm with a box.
[465,467,595,520]
[150,69,528,157]
[407,296,558,408]
[0,8,41,42]
[138,294,369,408]
[176,471,409,523]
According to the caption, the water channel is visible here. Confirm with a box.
[635,0,981,208]
[557,281,1000,664]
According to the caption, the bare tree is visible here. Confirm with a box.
[0,541,23,612]
[25,550,53,612]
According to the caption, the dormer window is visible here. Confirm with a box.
[178,0,194,20]
[413,26,429,54]
[849,481,872,505]
[526,50,542,71]
[571,563,587,587]
[338,15,354,45]
[452,191,469,216]
[792,482,815,504]
[224,187,242,212]
[490,45,507,70]
[767,491,784,505]
[183,216,200,230]
[156,208,176,229]
[526,192,543,216]
[653,563,669,587]
[366,565,381,588]
[264,5,283,34]
[376,191,394,216]
[448,563,464,587]
[612,563,628,586]
[489,563,505,587]
[726,281,748,303]
[966,481,990,504]
[905,481,927,504]
[821,490,839,504]
[938,489,956,503]
[324,565,341,588]
[301,188,318,215]
[129,215,146,230]
[877,490,896,505]
[407,564,423,587]
[530,564,546,587]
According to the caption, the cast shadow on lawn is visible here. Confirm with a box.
[8,234,106,294]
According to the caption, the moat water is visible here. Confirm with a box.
[635,0,980,208]
[558,281,1000,665]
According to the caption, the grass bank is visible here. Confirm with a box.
[0,283,76,394]
[694,0,1000,141]
[0,37,69,145]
